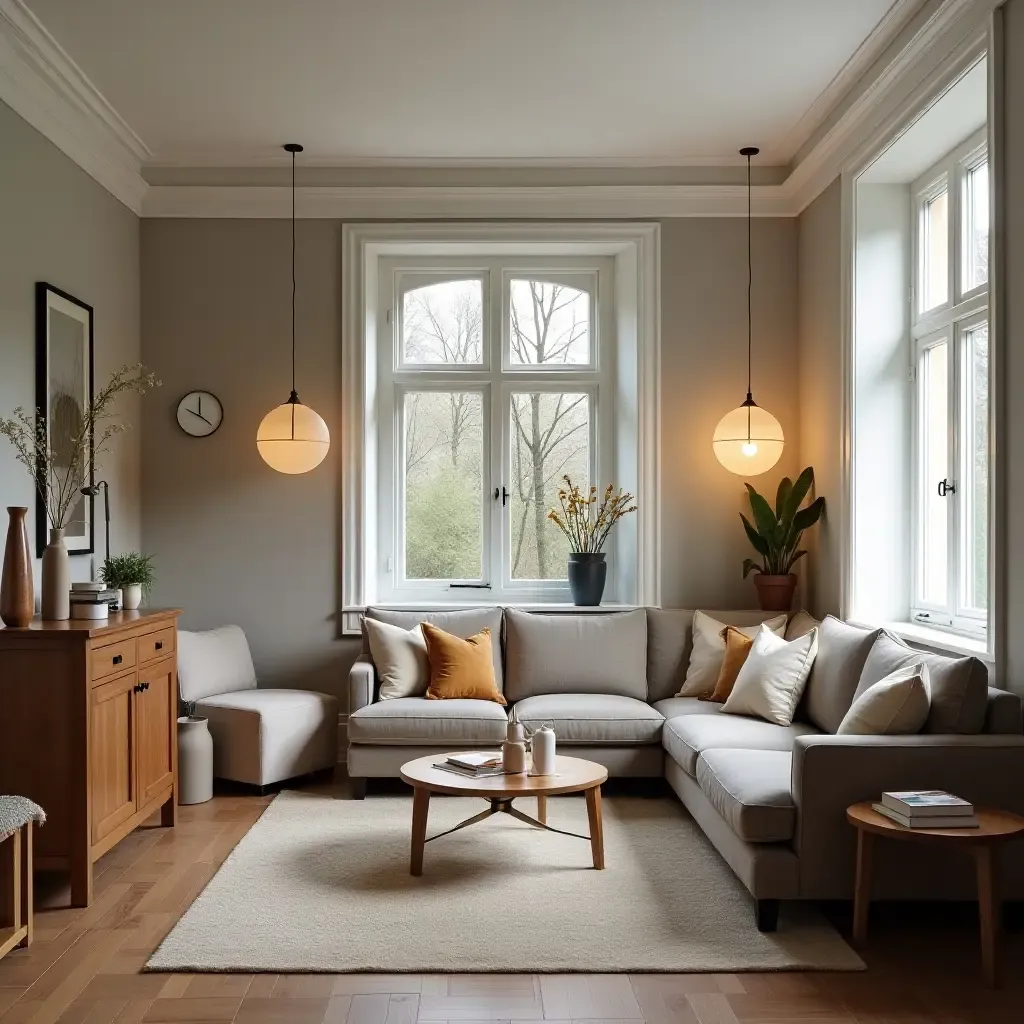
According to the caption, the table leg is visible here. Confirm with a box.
[852,828,873,945]
[536,795,547,826]
[410,786,430,877]
[975,845,998,987]
[585,786,605,870]
[19,824,31,948]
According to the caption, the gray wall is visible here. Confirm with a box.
[140,217,800,703]
[797,178,844,617]
[0,99,141,588]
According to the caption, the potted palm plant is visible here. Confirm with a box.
[100,551,155,611]
[740,466,825,612]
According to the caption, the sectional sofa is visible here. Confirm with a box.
[347,606,1024,929]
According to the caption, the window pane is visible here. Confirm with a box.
[403,391,483,579]
[922,189,948,312]
[402,280,482,364]
[509,392,590,580]
[962,323,989,612]
[509,280,591,365]
[963,161,989,291]
[921,342,948,606]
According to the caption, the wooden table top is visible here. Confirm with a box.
[400,753,608,798]
[847,801,1024,844]
[0,608,181,637]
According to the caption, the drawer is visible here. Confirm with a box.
[90,637,137,682]
[138,626,175,665]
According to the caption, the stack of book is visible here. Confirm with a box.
[872,790,979,828]
[70,582,119,620]
[432,752,505,778]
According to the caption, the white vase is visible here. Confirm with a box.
[122,583,142,610]
[531,724,557,775]
[177,716,213,804]
[41,528,70,620]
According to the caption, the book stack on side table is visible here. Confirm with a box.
[433,752,505,778]
[872,790,979,828]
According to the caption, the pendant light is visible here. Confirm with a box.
[712,146,784,476]
[257,143,330,474]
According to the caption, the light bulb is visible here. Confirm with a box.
[742,441,758,457]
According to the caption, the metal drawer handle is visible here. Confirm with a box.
[155,641,163,651]
[112,654,123,665]
[133,683,141,693]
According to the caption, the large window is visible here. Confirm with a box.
[910,136,989,637]
[376,257,614,604]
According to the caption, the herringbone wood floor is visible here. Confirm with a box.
[1,774,1021,1024]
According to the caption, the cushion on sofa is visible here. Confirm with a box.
[678,611,788,698]
[800,616,881,733]
[348,697,508,745]
[503,609,647,703]
[785,610,820,640]
[364,607,504,691]
[652,696,727,721]
[514,693,665,745]
[696,749,796,842]
[856,632,988,734]
[645,609,792,703]
[663,713,819,776]
[837,662,931,735]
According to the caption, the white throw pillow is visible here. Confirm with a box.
[722,624,819,726]
[677,611,788,697]
[837,663,931,735]
[364,619,429,700]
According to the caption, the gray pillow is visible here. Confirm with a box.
[855,631,988,734]
[801,616,881,733]
[504,609,647,702]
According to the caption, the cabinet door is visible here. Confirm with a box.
[90,673,137,844]
[136,657,175,806]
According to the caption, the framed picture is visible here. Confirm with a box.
[35,283,94,557]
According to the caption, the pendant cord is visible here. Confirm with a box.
[291,146,296,398]
[746,149,752,400]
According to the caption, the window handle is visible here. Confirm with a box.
[492,486,509,506]
[449,583,492,589]
[938,478,956,498]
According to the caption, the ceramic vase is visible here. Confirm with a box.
[177,716,214,804]
[502,711,527,774]
[41,528,70,621]
[531,723,556,776]
[1,507,34,627]
[567,551,607,606]
[122,583,142,610]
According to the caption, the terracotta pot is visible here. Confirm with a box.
[1,507,34,627]
[753,573,798,612]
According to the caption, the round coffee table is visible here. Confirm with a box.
[400,753,608,876]
[847,801,1024,986]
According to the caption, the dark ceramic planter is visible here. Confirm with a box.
[568,552,607,607]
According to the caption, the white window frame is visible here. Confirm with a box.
[341,223,660,635]
[909,131,989,638]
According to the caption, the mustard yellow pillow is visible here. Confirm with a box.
[702,626,755,703]
[422,624,507,705]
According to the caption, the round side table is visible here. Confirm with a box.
[846,801,1024,987]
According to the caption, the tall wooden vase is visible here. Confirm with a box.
[1,506,34,627]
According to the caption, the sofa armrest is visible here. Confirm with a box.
[985,686,1023,734]
[349,660,375,715]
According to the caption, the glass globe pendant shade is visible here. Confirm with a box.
[713,400,784,476]
[257,395,330,474]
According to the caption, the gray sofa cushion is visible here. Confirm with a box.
[856,632,989,734]
[364,606,504,691]
[696,749,796,842]
[801,616,881,733]
[652,696,726,721]
[646,608,792,703]
[663,713,819,776]
[348,697,508,745]
[504,609,647,702]
[514,693,664,745]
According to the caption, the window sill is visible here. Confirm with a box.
[878,620,989,660]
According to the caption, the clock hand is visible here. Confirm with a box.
[188,409,212,426]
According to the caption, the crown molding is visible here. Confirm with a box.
[0,0,148,213]
[141,183,794,219]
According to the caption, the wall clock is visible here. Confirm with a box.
[176,391,223,437]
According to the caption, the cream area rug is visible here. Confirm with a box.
[148,790,864,973]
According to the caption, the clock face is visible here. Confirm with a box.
[176,391,223,437]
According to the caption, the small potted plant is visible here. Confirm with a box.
[100,551,155,611]
[741,466,825,612]
[548,476,638,606]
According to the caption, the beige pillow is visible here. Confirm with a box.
[723,624,819,726]
[365,618,428,700]
[837,663,931,735]
[678,611,787,697]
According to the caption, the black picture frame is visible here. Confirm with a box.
[35,282,95,558]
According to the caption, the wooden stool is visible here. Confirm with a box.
[846,802,1024,987]
[0,821,33,960]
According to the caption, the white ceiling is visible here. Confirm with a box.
[25,0,909,168]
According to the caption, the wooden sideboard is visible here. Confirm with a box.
[0,609,181,907]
